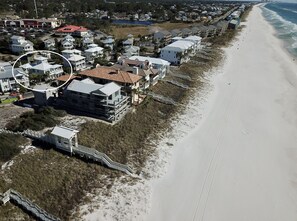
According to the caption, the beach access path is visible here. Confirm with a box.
[146,5,297,221]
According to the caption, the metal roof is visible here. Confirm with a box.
[129,56,170,66]
[67,79,103,94]
[97,82,121,96]
[51,126,78,139]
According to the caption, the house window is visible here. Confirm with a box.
[108,95,112,100]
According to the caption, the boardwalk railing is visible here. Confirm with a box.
[74,145,133,175]
[0,189,60,221]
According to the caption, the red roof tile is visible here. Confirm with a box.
[80,67,142,84]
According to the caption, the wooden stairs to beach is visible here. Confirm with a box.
[0,189,60,221]
[0,128,133,175]
[73,145,133,175]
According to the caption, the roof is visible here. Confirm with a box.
[162,40,194,51]
[184,36,202,41]
[80,67,142,84]
[51,126,78,139]
[129,56,170,66]
[96,82,121,96]
[56,25,88,33]
[171,29,181,34]
[88,43,99,48]
[68,54,85,61]
[172,37,183,41]
[67,79,102,94]
[1,63,25,78]
[230,19,240,25]
[101,38,114,44]
[66,79,121,96]
[11,35,24,40]
[155,30,171,36]
[85,46,104,53]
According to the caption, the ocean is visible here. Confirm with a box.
[262,2,297,58]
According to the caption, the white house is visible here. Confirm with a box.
[129,56,170,79]
[160,40,195,65]
[61,35,75,50]
[10,35,34,54]
[82,34,94,48]
[63,34,75,43]
[182,36,202,51]
[20,56,63,79]
[0,62,29,92]
[123,46,140,57]
[101,36,114,50]
[62,49,86,71]
[44,38,55,50]
[84,46,104,63]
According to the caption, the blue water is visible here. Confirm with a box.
[262,3,297,58]
[112,19,153,26]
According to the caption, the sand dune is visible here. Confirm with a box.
[146,5,297,221]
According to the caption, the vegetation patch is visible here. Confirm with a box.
[0,133,27,162]
[5,107,66,132]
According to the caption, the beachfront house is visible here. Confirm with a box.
[60,78,129,122]
[129,56,170,79]
[170,29,182,38]
[0,62,29,92]
[195,25,209,38]
[115,58,160,89]
[183,36,202,51]
[20,56,63,79]
[62,49,86,71]
[181,28,192,37]
[10,35,34,54]
[154,30,172,44]
[207,25,217,37]
[79,67,142,104]
[215,21,229,36]
[229,19,240,29]
[191,26,201,36]
[160,40,195,65]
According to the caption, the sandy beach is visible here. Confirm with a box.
[79,4,297,221]
[146,4,297,221]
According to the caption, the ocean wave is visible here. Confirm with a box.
[261,4,297,58]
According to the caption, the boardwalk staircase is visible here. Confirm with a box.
[22,129,133,175]
[0,189,60,221]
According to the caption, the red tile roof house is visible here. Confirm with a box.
[55,25,89,37]
[79,67,143,104]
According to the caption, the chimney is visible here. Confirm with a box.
[133,67,139,75]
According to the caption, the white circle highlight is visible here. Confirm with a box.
[12,50,73,92]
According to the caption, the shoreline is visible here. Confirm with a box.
[260,3,297,61]
[78,4,297,221]
[147,5,297,221]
